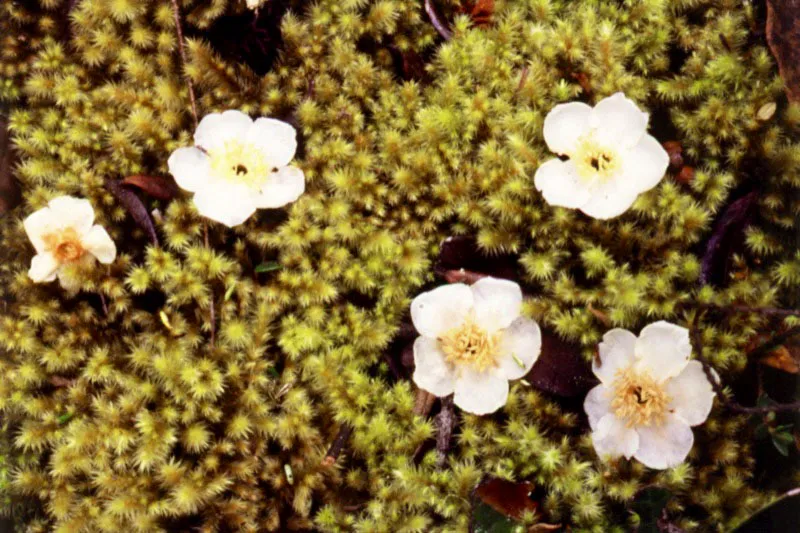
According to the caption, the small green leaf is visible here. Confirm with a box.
[471,502,523,533]
[255,262,282,273]
[224,283,236,301]
[772,431,794,456]
[267,366,280,378]
[57,413,73,424]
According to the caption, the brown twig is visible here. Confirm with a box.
[412,389,436,417]
[435,395,455,468]
[99,293,109,317]
[692,311,800,414]
[425,0,452,40]
[170,0,199,127]
[690,302,800,318]
[515,65,530,94]
[322,423,354,467]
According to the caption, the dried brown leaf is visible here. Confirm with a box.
[767,0,800,102]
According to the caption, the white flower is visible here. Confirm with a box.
[168,110,305,227]
[534,92,669,219]
[584,321,716,469]
[23,196,117,290]
[410,278,542,415]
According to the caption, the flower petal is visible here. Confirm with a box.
[584,385,613,430]
[543,101,593,156]
[589,92,649,149]
[534,159,593,209]
[47,196,95,235]
[619,134,669,195]
[453,367,509,415]
[28,253,59,283]
[412,336,455,397]
[471,277,522,333]
[254,166,305,209]
[578,177,640,220]
[23,207,58,254]
[245,118,298,168]
[666,361,715,426]
[194,110,253,151]
[635,321,692,381]
[496,316,541,380]
[82,226,117,264]
[592,413,639,460]
[410,283,474,338]
[192,184,257,228]
[593,328,637,384]
[633,414,694,469]
[168,147,211,193]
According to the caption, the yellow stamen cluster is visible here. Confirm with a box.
[438,318,501,372]
[208,140,271,186]
[573,134,621,181]
[42,227,85,263]
[611,368,671,427]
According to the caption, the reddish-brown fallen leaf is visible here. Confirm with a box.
[526,329,597,397]
[474,477,538,520]
[766,0,800,102]
[675,165,695,184]
[469,0,494,27]
[662,141,684,170]
[49,376,77,388]
[760,345,800,374]
[122,175,180,200]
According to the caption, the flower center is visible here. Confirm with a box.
[438,318,501,372]
[208,140,271,186]
[573,134,621,181]
[42,228,85,263]
[610,368,671,427]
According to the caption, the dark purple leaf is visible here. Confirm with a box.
[525,329,597,397]
[122,175,180,200]
[767,0,800,103]
[700,190,758,287]
[473,478,538,520]
[107,180,159,246]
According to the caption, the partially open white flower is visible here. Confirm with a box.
[411,278,542,415]
[23,196,117,290]
[584,321,715,469]
[534,92,669,219]
[168,110,305,227]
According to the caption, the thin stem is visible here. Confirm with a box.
[170,0,199,128]
[691,302,800,318]
[425,0,452,40]
[322,424,354,467]
[692,311,800,414]
[203,222,216,346]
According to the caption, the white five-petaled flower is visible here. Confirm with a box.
[534,92,669,219]
[584,321,716,470]
[410,278,542,415]
[23,196,117,290]
[168,110,305,227]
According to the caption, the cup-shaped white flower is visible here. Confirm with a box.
[411,278,542,415]
[584,321,716,469]
[534,92,669,219]
[23,196,117,289]
[168,110,305,227]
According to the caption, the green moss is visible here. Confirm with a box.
[1,0,798,531]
